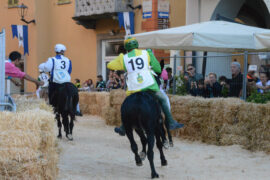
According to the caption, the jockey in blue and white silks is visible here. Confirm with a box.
[39,44,72,106]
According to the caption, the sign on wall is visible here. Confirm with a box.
[158,0,169,19]
[143,0,152,19]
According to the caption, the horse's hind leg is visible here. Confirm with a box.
[165,120,173,147]
[56,113,62,138]
[126,129,142,166]
[135,129,147,161]
[160,118,169,149]
[69,113,75,135]
[146,133,159,178]
[62,113,73,141]
[155,128,167,166]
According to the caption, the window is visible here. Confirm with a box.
[58,0,71,5]
[8,0,19,8]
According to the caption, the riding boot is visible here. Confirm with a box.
[114,125,126,136]
[153,91,184,130]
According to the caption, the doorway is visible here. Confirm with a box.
[101,39,125,81]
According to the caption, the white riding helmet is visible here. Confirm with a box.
[55,44,66,53]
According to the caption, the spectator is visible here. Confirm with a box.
[119,72,126,89]
[165,67,174,91]
[112,77,121,89]
[96,75,106,91]
[106,76,114,89]
[247,65,258,83]
[228,62,243,97]
[6,51,43,87]
[219,76,229,97]
[204,73,222,98]
[74,78,81,88]
[256,72,270,94]
[184,64,204,93]
[190,79,206,97]
[80,79,94,91]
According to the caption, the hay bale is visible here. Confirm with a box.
[110,89,126,105]
[0,97,58,179]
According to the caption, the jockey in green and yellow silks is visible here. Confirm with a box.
[107,37,184,136]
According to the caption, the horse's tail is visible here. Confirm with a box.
[64,83,78,115]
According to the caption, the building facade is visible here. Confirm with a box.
[1,0,269,92]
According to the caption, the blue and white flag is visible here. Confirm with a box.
[118,12,134,35]
[11,25,29,55]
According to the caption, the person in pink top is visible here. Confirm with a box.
[5,51,43,86]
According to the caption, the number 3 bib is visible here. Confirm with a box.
[124,50,155,91]
[51,57,71,84]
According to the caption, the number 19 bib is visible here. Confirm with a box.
[124,50,155,91]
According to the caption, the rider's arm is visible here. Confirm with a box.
[147,50,161,74]
[107,53,125,71]
[42,58,53,73]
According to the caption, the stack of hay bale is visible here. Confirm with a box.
[79,90,270,153]
[79,91,110,117]
[105,90,126,126]
[0,97,58,179]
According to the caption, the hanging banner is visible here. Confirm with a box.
[118,12,135,35]
[143,0,152,19]
[158,0,170,19]
[11,25,29,55]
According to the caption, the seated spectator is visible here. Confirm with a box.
[204,73,222,98]
[184,64,204,93]
[74,78,81,88]
[112,77,121,89]
[228,62,243,97]
[247,65,259,83]
[119,72,126,89]
[190,79,206,97]
[219,76,229,97]
[256,72,270,94]
[80,79,94,91]
[96,75,106,91]
[106,76,114,89]
[165,67,174,92]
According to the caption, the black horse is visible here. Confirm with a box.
[52,82,79,140]
[121,92,167,179]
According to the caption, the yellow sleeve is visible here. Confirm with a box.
[107,53,125,71]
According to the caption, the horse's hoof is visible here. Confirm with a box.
[169,141,174,147]
[161,160,167,166]
[136,161,143,166]
[163,140,169,149]
[57,135,62,139]
[139,152,146,161]
[151,172,159,179]
[66,134,73,141]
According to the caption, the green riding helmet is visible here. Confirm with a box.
[124,37,139,51]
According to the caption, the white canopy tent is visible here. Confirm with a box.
[131,21,270,52]
[131,21,270,100]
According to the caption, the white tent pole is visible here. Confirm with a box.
[173,55,177,95]
[241,51,248,100]
[0,29,5,111]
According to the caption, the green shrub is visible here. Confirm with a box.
[247,91,270,104]
[168,75,188,96]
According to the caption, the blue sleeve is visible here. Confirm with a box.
[68,60,72,74]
